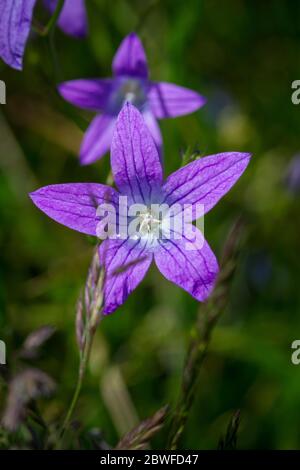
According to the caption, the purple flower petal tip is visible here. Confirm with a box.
[0,0,37,70]
[30,183,119,236]
[112,32,148,79]
[79,114,116,165]
[154,225,219,302]
[163,151,251,216]
[58,79,114,112]
[149,82,206,118]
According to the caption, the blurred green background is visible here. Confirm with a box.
[0,0,300,449]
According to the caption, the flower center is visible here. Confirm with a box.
[127,205,165,248]
[122,80,144,103]
[109,78,147,114]
[138,209,161,237]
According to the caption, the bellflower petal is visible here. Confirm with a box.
[44,0,88,38]
[30,183,119,236]
[163,152,251,217]
[80,114,116,165]
[148,81,206,118]
[155,225,219,302]
[112,32,148,79]
[58,79,114,112]
[0,0,36,70]
[111,103,163,203]
[99,238,153,314]
[142,109,163,150]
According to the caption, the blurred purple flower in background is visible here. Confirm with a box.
[58,33,206,165]
[44,0,87,38]
[284,154,300,195]
[0,0,87,70]
[30,103,250,314]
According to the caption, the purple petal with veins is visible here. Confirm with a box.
[80,114,116,165]
[30,183,119,236]
[111,103,163,203]
[0,0,37,70]
[99,238,153,314]
[58,79,114,112]
[162,152,251,217]
[148,81,206,118]
[112,32,148,79]
[154,224,218,302]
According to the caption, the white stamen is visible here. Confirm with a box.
[136,207,162,246]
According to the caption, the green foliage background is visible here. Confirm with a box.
[0,0,300,449]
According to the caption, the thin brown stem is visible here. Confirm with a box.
[167,218,245,449]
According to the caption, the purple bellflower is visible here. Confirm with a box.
[44,0,88,38]
[0,0,87,70]
[58,32,206,165]
[30,103,251,315]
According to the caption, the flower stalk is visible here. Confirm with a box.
[33,0,66,37]
[167,218,245,450]
[58,327,93,443]
[58,247,104,445]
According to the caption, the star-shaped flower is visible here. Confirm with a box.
[30,103,251,314]
[58,32,206,165]
[0,0,87,70]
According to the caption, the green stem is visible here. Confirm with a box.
[58,327,94,445]
[48,31,61,83]
[33,0,65,37]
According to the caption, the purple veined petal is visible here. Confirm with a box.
[148,81,206,119]
[99,238,153,314]
[142,108,163,154]
[0,0,37,70]
[44,0,88,38]
[111,103,163,204]
[112,32,148,79]
[154,224,219,302]
[29,183,119,236]
[58,79,114,112]
[162,152,251,218]
[80,114,116,166]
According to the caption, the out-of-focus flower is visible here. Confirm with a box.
[58,32,206,165]
[2,368,55,431]
[284,154,300,195]
[0,0,87,70]
[30,103,250,314]
[246,250,272,291]
[44,0,88,38]
[115,405,169,450]
[20,325,56,359]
